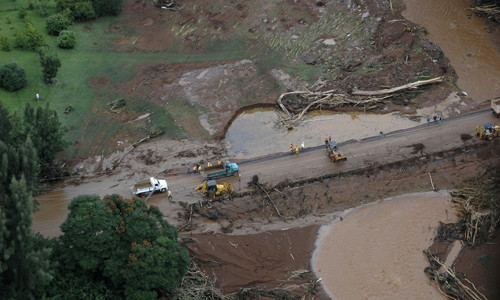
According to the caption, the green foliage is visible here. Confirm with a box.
[92,0,124,17]
[34,0,50,17]
[18,7,28,19]
[56,0,123,21]
[13,20,44,50]
[0,135,52,299]
[0,35,12,51]
[73,1,96,21]
[19,103,66,175]
[57,30,76,49]
[39,50,61,83]
[56,194,190,298]
[0,62,27,92]
[46,14,70,36]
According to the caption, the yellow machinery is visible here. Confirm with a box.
[475,123,500,141]
[195,180,234,198]
[325,140,347,162]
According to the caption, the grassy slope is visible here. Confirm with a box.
[0,0,370,158]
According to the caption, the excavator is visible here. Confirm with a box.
[195,180,234,198]
[475,123,500,141]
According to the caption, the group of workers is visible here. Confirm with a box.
[187,160,224,174]
[289,142,305,155]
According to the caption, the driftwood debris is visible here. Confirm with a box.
[351,76,444,96]
[276,77,444,128]
[424,250,487,300]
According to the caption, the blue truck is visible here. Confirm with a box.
[204,161,239,179]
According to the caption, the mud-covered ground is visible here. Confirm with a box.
[48,0,500,298]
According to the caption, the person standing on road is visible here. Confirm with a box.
[427,117,430,126]
[438,116,442,125]
[167,190,173,203]
[198,165,202,173]
[301,142,305,151]
[433,115,437,124]
[290,144,294,154]
[295,145,299,155]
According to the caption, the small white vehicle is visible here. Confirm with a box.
[133,177,168,197]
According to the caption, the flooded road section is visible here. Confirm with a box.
[225,108,423,159]
[403,0,500,102]
[312,191,456,300]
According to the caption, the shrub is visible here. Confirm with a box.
[0,35,11,51]
[18,7,28,19]
[0,62,28,92]
[73,1,96,21]
[57,30,76,49]
[46,14,70,36]
[39,51,61,83]
[13,21,44,50]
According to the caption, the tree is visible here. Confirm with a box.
[56,194,190,298]
[57,30,76,49]
[0,137,52,299]
[39,51,61,84]
[46,14,70,36]
[0,35,12,51]
[19,103,66,176]
[92,0,124,16]
[13,20,44,50]
[0,62,27,92]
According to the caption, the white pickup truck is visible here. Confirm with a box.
[492,98,500,117]
[132,177,168,197]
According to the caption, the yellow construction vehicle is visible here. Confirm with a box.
[475,123,500,141]
[195,180,234,198]
[325,140,347,162]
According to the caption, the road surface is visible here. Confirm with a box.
[33,109,498,236]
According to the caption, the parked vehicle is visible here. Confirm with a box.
[204,161,239,179]
[132,177,168,197]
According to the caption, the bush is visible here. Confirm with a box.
[39,51,61,83]
[13,21,44,50]
[18,7,28,19]
[0,62,28,92]
[73,1,96,21]
[57,30,76,48]
[46,14,70,36]
[0,35,11,51]
[93,0,124,16]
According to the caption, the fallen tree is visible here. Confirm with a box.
[276,77,444,128]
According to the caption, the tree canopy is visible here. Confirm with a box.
[52,194,190,299]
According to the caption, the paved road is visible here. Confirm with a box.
[33,109,498,236]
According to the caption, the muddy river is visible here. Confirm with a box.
[403,0,500,102]
[312,191,457,299]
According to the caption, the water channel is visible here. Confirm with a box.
[311,1,499,298]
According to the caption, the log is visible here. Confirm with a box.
[351,77,444,96]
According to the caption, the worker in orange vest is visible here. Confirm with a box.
[217,160,222,166]
[290,144,294,153]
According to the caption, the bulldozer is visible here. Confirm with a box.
[195,180,234,198]
[325,140,347,162]
[475,123,500,141]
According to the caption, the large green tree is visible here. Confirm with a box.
[18,103,66,176]
[0,110,53,299]
[54,194,190,299]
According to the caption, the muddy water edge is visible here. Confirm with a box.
[403,0,500,102]
[312,192,457,300]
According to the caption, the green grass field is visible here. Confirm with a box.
[0,0,331,158]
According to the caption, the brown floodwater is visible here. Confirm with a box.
[225,108,423,159]
[312,192,457,300]
[403,0,500,102]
